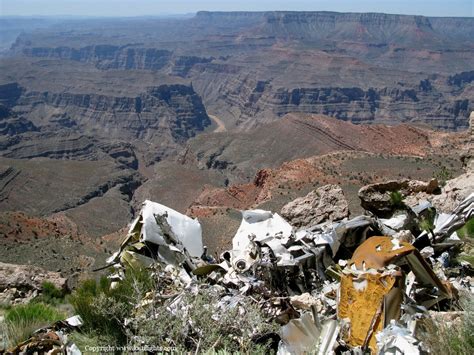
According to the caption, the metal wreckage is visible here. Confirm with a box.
[102,190,473,355]
[4,316,83,354]
[10,189,471,354]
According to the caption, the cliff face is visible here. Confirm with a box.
[18,44,214,76]
[9,83,210,142]
[260,12,473,46]
[262,87,469,129]
[0,81,210,169]
[20,45,173,70]
[194,11,474,47]
[193,71,472,130]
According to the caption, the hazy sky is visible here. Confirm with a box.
[1,0,473,17]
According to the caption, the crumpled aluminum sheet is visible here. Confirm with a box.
[434,193,473,241]
[140,200,203,258]
[375,320,422,355]
[277,312,339,355]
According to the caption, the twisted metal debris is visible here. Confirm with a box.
[102,190,473,354]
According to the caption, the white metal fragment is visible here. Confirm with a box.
[140,200,203,257]
[65,315,83,327]
[375,320,422,355]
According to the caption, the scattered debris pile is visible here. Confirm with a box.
[105,179,473,354]
[3,315,82,354]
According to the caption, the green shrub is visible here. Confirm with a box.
[457,218,474,239]
[68,267,153,346]
[433,166,453,186]
[455,218,474,266]
[68,331,116,353]
[34,281,65,305]
[129,287,279,353]
[419,208,436,233]
[41,281,64,299]
[389,191,405,208]
[4,302,65,347]
[418,292,474,354]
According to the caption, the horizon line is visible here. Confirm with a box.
[1,10,473,19]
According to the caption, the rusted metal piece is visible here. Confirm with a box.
[350,236,453,302]
[338,270,404,352]
[350,236,416,270]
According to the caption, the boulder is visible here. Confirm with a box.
[432,171,474,213]
[0,262,67,304]
[281,184,349,228]
[358,179,439,216]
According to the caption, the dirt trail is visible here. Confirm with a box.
[209,114,227,133]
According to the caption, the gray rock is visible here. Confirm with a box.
[281,184,349,228]
[432,171,474,213]
[0,262,67,304]
[358,179,439,216]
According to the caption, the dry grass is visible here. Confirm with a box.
[2,302,65,348]
[418,292,474,354]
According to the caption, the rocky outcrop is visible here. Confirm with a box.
[432,171,474,213]
[0,262,67,304]
[358,179,440,216]
[448,70,474,87]
[99,142,138,169]
[0,110,38,136]
[0,131,142,172]
[1,134,98,160]
[171,56,213,77]
[281,185,349,228]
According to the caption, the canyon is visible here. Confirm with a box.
[0,11,472,271]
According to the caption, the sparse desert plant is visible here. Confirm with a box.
[434,166,453,186]
[69,266,153,346]
[457,218,474,238]
[418,292,474,354]
[389,190,405,208]
[454,218,474,266]
[3,302,65,348]
[419,208,436,234]
[34,281,65,305]
[129,286,279,353]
